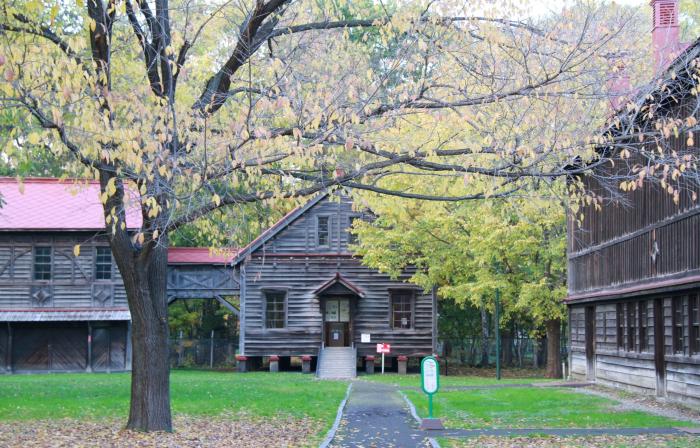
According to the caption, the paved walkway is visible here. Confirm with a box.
[329,381,429,447]
[327,381,697,447]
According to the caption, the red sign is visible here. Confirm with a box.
[376,343,391,354]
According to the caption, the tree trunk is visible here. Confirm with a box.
[112,237,172,432]
[545,318,563,378]
[480,304,490,367]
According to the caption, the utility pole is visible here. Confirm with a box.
[495,288,501,381]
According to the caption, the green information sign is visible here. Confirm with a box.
[420,356,440,418]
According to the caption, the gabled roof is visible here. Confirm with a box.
[312,272,366,298]
[232,191,330,265]
[168,247,238,264]
[0,177,142,231]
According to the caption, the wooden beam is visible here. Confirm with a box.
[239,263,246,355]
[86,322,93,373]
[213,295,240,316]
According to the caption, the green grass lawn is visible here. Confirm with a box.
[405,387,695,429]
[359,373,554,388]
[0,370,348,422]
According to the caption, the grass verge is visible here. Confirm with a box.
[404,387,695,429]
[0,370,347,422]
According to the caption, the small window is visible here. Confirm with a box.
[672,296,685,354]
[317,216,330,247]
[391,290,413,329]
[265,291,286,329]
[33,247,52,280]
[95,247,112,280]
[639,301,648,352]
[627,302,636,351]
[616,303,625,349]
[690,295,700,355]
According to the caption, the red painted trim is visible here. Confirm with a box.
[235,355,248,361]
[301,355,312,361]
[566,274,700,302]
[269,355,279,361]
[365,355,376,361]
[397,355,408,361]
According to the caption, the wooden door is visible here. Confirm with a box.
[584,306,596,380]
[326,322,348,347]
[654,298,666,396]
[323,297,351,347]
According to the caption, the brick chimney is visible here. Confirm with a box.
[650,0,681,72]
[607,58,632,110]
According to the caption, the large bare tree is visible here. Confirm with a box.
[0,0,676,431]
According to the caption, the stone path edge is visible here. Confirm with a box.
[400,389,444,448]
[398,390,422,425]
[318,382,353,448]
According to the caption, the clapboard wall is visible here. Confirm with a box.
[0,232,128,309]
[240,193,435,357]
[569,297,700,405]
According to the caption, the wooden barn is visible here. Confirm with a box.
[0,178,435,377]
[0,178,238,373]
[233,191,437,378]
[567,1,700,405]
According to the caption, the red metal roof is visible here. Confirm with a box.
[0,177,142,231]
[167,247,237,264]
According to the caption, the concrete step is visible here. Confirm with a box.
[317,347,357,379]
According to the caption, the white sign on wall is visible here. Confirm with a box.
[361,333,371,343]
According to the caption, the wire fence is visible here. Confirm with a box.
[439,337,569,368]
[169,336,239,368]
[167,335,569,370]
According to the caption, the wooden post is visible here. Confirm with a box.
[125,321,132,371]
[177,330,184,367]
[87,322,93,373]
[5,322,11,374]
[209,330,215,368]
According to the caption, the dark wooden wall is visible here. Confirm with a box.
[0,321,128,373]
[568,101,700,295]
[570,297,700,405]
[241,194,435,357]
[0,233,128,308]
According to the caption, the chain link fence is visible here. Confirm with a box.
[169,335,239,368]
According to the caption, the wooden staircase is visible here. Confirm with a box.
[316,347,357,379]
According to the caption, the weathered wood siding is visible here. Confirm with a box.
[569,300,700,405]
[0,233,127,309]
[241,194,435,357]
[568,100,700,295]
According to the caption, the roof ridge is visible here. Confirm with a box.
[0,177,100,184]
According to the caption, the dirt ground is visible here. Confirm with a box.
[0,416,321,448]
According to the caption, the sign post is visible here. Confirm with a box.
[419,356,444,430]
[376,343,390,374]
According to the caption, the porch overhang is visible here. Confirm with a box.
[0,308,131,321]
[313,272,366,298]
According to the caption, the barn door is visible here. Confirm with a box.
[654,298,666,397]
[92,325,127,372]
[584,306,596,381]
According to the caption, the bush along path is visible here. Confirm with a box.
[328,381,700,448]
